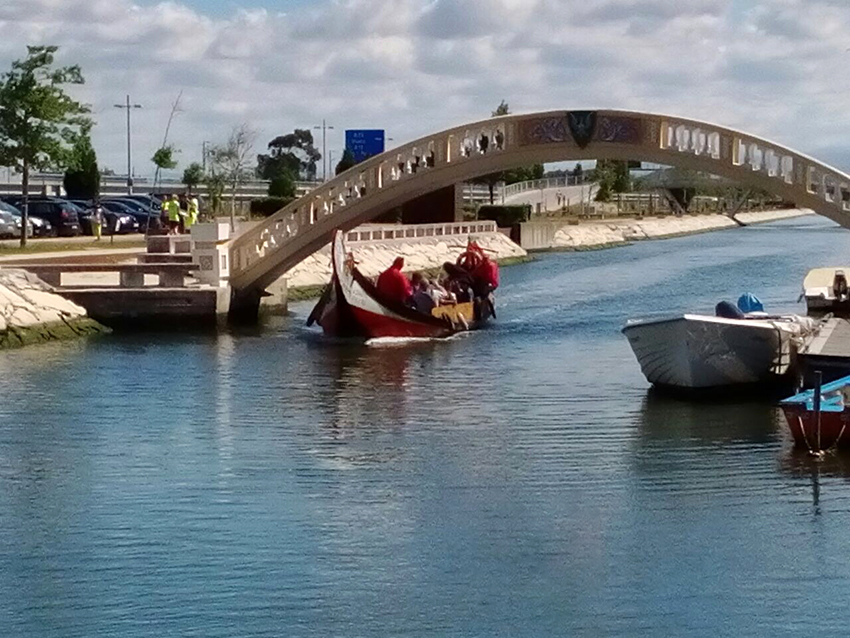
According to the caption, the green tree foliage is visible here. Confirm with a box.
[492,100,510,117]
[268,170,295,198]
[182,162,204,194]
[257,129,320,181]
[0,45,91,245]
[594,159,630,202]
[473,101,543,203]
[152,145,178,171]
[63,123,100,200]
[334,148,356,176]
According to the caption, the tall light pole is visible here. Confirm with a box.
[114,95,142,193]
[313,119,334,181]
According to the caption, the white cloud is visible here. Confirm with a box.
[2,0,850,175]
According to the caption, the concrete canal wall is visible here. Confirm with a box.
[0,268,108,349]
[520,208,813,251]
[285,222,528,291]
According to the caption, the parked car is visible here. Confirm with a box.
[0,197,52,237]
[0,209,20,239]
[103,198,163,231]
[0,201,34,238]
[122,194,163,211]
[0,196,80,237]
[68,200,139,235]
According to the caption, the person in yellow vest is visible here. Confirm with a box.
[160,197,169,228]
[186,195,199,231]
[167,195,181,234]
[91,200,104,241]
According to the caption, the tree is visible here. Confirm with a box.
[182,162,203,194]
[257,129,320,181]
[572,163,583,180]
[0,45,91,246]
[335,148,356,175]
[593,160,630,202]
[63,123,100,200]
[208,124,257,229]
[152,145,178,172]
[268,170,295,198]
[492,100,510,117]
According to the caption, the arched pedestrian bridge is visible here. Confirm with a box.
[228,109,850,298]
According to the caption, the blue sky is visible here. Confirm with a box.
[3,0,850,176]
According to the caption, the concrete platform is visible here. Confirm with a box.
[62,286,231,328]
[800,318,850,384]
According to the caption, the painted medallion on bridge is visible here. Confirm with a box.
[518,112,645,148]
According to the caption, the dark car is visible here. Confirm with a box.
[1,196,80,236]
[68,200,139,235]
[122,194,163,211]
[103,198,163,231]
[0,197,53,237]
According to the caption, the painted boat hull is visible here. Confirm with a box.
[622,315,798,389]
[781,406,850,449]
[310,231,492,339]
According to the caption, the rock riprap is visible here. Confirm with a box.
[0,268,108,349]
[285,231,528,290]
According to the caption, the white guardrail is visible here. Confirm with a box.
[503,175,590,199]
[344,221,497,245]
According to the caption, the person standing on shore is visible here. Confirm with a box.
[186,195,199,231]
[91,200,104,241]
[167,195,181,235]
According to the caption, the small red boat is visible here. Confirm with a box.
[780,375,850,450]
[307,230,495,339]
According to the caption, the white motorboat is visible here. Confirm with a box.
[801,267,850,317]
[622,313,818,390]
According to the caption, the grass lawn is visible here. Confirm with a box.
[0,238,147,256]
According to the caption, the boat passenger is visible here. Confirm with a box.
[376,257,413,304]
[411,274,436,314]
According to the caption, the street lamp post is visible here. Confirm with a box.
[114,95,142,194]
[313,119,334,182]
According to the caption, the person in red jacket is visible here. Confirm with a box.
[376,257,413,303]
[473,257,499,292]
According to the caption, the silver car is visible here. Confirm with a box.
[0,209,22,238]
[0,200,41,237]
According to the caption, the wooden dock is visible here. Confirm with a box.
[800,317,850,384]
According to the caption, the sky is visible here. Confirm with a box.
[1,0,849,179]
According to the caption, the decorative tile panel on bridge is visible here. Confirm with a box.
[228,109,850,296]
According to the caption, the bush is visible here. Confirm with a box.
[476,204,531,227]
[250,197,295,218]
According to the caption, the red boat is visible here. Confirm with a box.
[307,230,495,339]
[780,375,850,450]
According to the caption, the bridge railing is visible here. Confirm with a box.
[503,175,589,199]
[228,115,513,288]
[343,221,497,244]
[228,109,850,293]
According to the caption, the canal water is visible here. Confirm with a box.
[2,216,850,637]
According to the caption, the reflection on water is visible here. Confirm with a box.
[3,217,850,636]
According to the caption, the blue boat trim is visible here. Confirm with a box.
[780,374,850,411]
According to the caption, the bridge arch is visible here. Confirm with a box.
[229,109,850,294]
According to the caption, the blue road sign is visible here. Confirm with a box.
[345,129,385,163]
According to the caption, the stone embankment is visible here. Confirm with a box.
[528,208,812,251]
[0,268,108,349]
[286,231,528,291]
